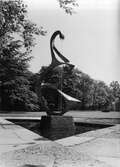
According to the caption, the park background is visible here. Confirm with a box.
[0,0,120,112]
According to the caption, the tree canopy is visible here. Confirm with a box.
[0,0,120,112]
[0,0,45,111]
[0,0,78,112]
[32,65,118,111]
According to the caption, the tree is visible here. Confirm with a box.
[0,0,79,112]
[110,81,120,99]
[0,0,46,111]
[33,63,117,111]
[90,81,113,111]
[36,65,81,97]
[33,65,83,110]
[110,81,120,111]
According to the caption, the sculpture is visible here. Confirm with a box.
[50,30,70,67]
[36,30,77,115]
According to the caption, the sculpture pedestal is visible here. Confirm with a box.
[40,116,75,140]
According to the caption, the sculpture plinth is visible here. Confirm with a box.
[40,116,75,140]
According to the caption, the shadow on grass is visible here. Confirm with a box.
[19,164,46,167]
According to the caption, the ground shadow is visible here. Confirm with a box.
[19,164,46,167]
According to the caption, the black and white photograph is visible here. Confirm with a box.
[0,0,120,166]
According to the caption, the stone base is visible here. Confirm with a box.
[40,116,75,140]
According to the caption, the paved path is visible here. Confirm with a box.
[56,125,120,167]
[0,117,120,167]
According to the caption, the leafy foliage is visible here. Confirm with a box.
[109,81,120,111]
[0,0,119,112]
[33,65,117,111]
[0,0,78,112]
[0,0,46,53]
[110,81,120,99]
[58,0,78,15]
[0,0,45,111]
[1,76,39,111]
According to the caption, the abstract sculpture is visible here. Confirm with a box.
[36,30,79,115]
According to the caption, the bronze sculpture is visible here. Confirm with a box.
[36,30,78,115]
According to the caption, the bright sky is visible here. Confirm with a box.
[24,0,120,85]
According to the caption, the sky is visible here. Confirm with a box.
[24,0,120,85]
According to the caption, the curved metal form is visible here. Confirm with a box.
[36,30,78,115]
[50,30,70,67]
